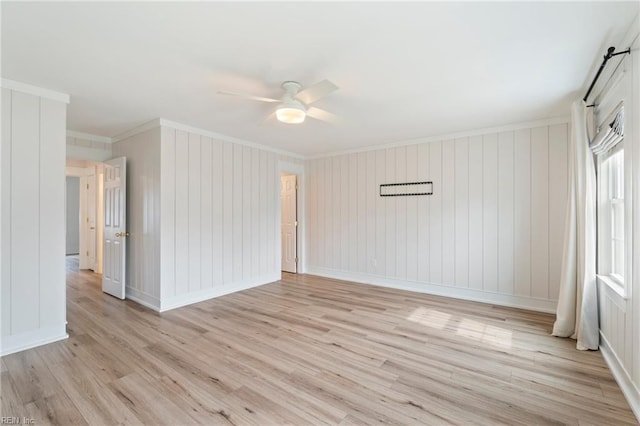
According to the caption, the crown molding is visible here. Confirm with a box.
[112,118,305,160]
[110,118,162,143]
[67,130,112,144]
[308,114,571,159]
[1,78,70,104]
[158,119,305,160]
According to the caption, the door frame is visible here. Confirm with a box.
[276,161,306,276]
[65,165,91,269]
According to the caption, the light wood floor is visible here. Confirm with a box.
[1,260,637,425]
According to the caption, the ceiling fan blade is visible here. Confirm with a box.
[217,90,280,103]
[306,106,340,123]
[295,79,338,104]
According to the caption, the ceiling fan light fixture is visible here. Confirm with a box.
[276,104,306,124]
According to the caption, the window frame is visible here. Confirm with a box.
[596,142,627,297]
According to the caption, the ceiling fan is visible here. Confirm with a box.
[217,80,339,124]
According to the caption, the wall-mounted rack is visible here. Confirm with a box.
[380,181,433,197]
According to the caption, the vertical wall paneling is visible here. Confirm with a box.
[366,151,376,274]
[405,145,418,282]
[1,82,69,356]
[531,127,550,300]
[154,122,297,310]
[385,149,397,277]
[482,134,499,293]
[112,127,162,303]
[314,159,324,268]
[357,153,367,273]
[395,146,407,280]
[174,130,190,296]
[454,138,469,287]
[429,141,443,284]
[468,135,483,290]
[38,99,66,327]
[548,124,568,300]
[498,131,515,295]
[1,89,12,337]
[200,136,213,290]
[441,140,456,286]
[375,150,386,276]
[331,157,341,269]
[232,144,243,281]
[348,154,358,272]
[160,127,176,297]
[417,144,430,283]
[341,155,350,271]
[514,128,532,297]
[258,150,268,276]
[242,146,252,280]
[306,120,569,313]
[188,133,202,292]
[222,142,233,284]
[251,147,259,277]
[11,92,40,334]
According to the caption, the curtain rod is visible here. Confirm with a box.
[584,46,631,106]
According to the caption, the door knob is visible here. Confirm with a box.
[115,232,130,237]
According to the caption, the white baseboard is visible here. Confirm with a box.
[600,333,640,422]
[307,266,558,313]
[1,324,68,357]
[126,287,162,312]
[160,274,280,312]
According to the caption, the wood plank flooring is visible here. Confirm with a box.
[1,260,637,425]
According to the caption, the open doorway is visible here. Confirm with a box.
[65,159,105,274]
[281,173,298,273]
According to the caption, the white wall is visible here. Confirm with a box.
[112,127,162,309]
[159,122,302,310]
[65,176,80,255]
[111,119,303,312]
[1,80,69,356]
[306,119,569,312]
[593,23,640,419]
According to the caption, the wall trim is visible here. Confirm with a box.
[111,118,162,143]
[0,324,68,357]
[67,130,112,144]
[160,274,280,312]
[309,115,571,159]
[159,119,305,160]
[1,79,70,104]
[126,287,162,312]
[111,118,304,160]
[600,332,640,422]
[307,267,558,314]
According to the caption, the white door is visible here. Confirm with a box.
[281,175,297,273]
[103,157,127,299]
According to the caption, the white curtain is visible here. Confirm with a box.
[552,99,599,350]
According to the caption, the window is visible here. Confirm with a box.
[594,101,626,295]
[597,144,625,292]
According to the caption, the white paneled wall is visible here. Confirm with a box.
[1,81,68,356]
[112,128,162,309]
[306,121,569,312]
[110,119,302,312]
[159,125,300,310]
[595,25,640,419]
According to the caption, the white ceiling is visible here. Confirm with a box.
[2,2,638,157]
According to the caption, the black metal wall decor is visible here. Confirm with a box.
[380,181,433,197]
